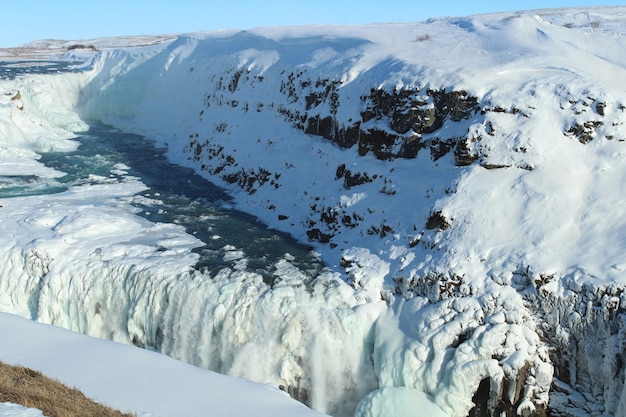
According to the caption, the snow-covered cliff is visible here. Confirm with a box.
[2,6,626,417]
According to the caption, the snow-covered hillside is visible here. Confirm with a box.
[2,6,626,417]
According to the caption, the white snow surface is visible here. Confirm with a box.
[1,6,626,417]
[0,311,325,417]
[0,402,44,417]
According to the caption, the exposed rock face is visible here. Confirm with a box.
[189,71,489,185]
[182,74,556,417]
[292,77,482,162]
[533,281,626,417]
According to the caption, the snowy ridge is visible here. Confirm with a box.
[2,6,626,417]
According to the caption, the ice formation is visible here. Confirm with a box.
[0,311,327,417]
[2,6,626,417]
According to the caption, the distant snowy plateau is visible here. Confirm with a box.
[2,6,626,417]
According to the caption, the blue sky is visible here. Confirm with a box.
[1,0,624,47]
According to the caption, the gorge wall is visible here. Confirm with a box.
[76,13,626,417]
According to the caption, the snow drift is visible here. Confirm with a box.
[2,6,626,417]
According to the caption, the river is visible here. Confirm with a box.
[38,123,324,280]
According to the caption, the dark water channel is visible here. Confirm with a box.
[37,123,324,280]
[0,60,85,79]
[1,59,323,282]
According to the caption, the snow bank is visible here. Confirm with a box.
[0,403,44,417]
[78,8,626,288]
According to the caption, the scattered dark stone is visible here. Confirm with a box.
[341,215,356,228]
[596,102,606,116]
[366,223,395,237]
[223,173,239,184]
[565,121,604,144]
[430,138,454,161]
[468,378,491,417]
[408,233,422,248]
[335,164,347,180]
[228,70,243,92]
[426,211,450,230]
[339,257,353,268]
[306,228,332,243]
[379,223,394,237]
[335,164,376,189]
[454,140,478,166]
[481,163,511,170]
[343,170,375,189]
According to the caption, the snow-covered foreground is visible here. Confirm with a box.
[2,6,626,417]
[0,311,326,417]
[0,402,44,417]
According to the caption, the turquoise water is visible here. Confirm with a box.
[0,60,84,79]
[0,60,322,283]
[37,123,323,280]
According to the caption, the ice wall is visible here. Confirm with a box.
[0,178,383,417]
[0,69,92,183]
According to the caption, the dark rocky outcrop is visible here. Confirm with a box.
[297,85,481,161]
[565,120,604,144]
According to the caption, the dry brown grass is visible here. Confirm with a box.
[0,361,135,417]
